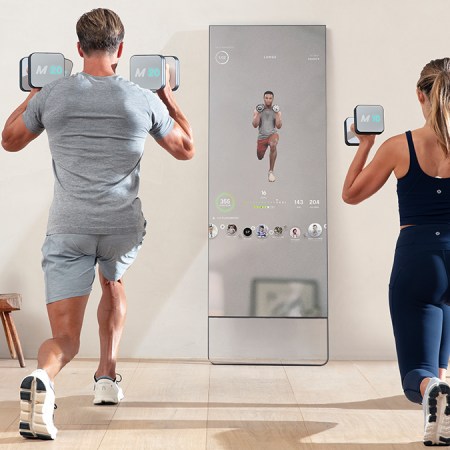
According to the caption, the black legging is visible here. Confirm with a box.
[389,224,450,403]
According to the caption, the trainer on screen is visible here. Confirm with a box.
[252,91,282,182]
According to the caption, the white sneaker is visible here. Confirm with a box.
[19,369,57,440]
[423,377,450,446]
[93,375,124,405]
[268,171,276,182]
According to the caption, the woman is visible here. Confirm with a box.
[343,58,450,446]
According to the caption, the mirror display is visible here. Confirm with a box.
[209,25,327,319]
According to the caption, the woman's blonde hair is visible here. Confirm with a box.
[417,58,450,155]
[76,8,124,56]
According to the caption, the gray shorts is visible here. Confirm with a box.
[41,230,146,304]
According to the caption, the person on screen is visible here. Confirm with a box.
[342,58,450,446]
[257,224,267,238]
[209,224,218,238]
[227,224,237,235]
[252,91,282,182]
[308,223,322,238]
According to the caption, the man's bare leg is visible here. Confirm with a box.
[37,295,90,381]
[269,144,277,172]
[20,295,89,439]
[268,135,279,181]
[95,270,127,379]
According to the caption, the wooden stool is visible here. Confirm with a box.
[0,293,25,367]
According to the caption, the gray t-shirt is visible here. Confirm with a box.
[258,108,277,139]
[23,72,174,235]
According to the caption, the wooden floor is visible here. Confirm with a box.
[0,359,432,449]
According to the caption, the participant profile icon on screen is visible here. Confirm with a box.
[227,224,237,236]
[257,224,268,239]
[209,223,218,239]
[273,226,283,236]
[290,227,301,239]
[243,227,253,237]
[308,223,322,238]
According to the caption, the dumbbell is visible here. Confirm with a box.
[255,104,280,113]
[19,52,72,92]
[165,56,180,91]
[129,55,180,92]
[344,105,384,146]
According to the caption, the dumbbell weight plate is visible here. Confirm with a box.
[354,105,384,135]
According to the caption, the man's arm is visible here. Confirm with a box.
[155,82,195,160]
[252,110,261,128]
[2,89,41,152]
[275,111,282,129]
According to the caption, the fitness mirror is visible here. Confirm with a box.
[208,25,328,364]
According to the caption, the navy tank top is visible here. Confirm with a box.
[398,131,450,225]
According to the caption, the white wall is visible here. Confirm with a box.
[0,0,447,361]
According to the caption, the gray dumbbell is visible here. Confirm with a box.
[256,104,264,113]
[130,55,165,92]
[20,52,70,92]
[272,104,280,113]
[354,105,384,134]
[344,104,384,146]
[130,54,181,92]
[165,55,180,91]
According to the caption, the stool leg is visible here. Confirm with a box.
[4,312,25,368]
[1,311,16,359]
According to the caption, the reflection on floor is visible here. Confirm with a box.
[0,359,429,449]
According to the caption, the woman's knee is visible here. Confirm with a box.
[403,387,423,404]
[402,369,434,404]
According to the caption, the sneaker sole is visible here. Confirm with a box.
[19,376,56,440]
[93,399,120,405]
[439,383,450,445]
[424,383,450,446]
[93,392,124,405]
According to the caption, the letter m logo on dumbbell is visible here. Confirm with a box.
[134,68,146,78]
[360,114,371,123]
[36,65,48,75]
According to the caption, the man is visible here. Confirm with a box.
[252,91,282,182]
[1,8,194,440]
[227,224,237,236]
[257,224,267,238]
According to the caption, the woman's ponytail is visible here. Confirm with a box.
[429,70,450,156]
[417,58,450,155]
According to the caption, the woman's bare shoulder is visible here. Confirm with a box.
[375,133,408,157]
